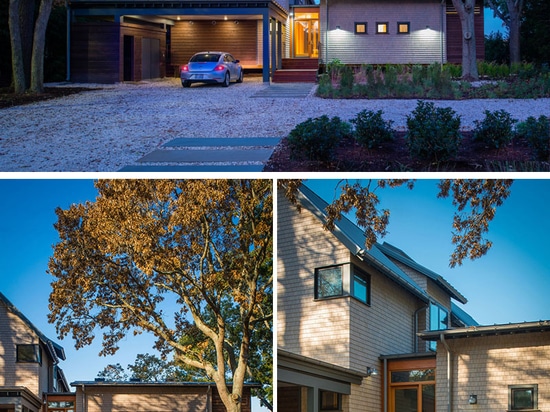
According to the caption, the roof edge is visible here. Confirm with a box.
[418,320,550,341]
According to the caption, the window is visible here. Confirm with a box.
[376,22,389,34]
[429,303,449,350]
[315,266,343,299]
[397,22,410,34]
[509,385,538,411]
[352,267,370,304]
[354,22,367,34]
[17,344,41,363]
[320,390,341,411]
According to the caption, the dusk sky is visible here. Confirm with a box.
[305,178,550,326]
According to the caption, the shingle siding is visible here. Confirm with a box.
[436,332,550,412]
[319,0,446,64]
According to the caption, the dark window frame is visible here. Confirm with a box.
[397,21,410,34]
[376,22,389,34]
[315,265,344,299]
[509,385,538,411]
[354,22,368,34]
[16,344,42,364]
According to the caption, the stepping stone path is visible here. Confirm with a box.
[119,137,281,172]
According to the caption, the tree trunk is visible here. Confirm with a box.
[452,0,479,81]
[8,0,26,93]
[20,0,36,88]
[506,0,523,64]
[30,0,54,93]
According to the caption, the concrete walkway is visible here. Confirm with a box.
[119,137,281,172]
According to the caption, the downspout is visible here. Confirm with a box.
[324,0,329,65]
[65,0,70,81]
[440,333,452,412]
[81,384,87,412]
[383,358,388,412]
[206,385,212,412]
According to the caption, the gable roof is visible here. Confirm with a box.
[0,291,66,362]
[377,242,468,304]
[297,184,431,302]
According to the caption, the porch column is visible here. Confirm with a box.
[262,12,270,82]
[271,18,277,77]
[277,20,283,69]
[307,387,319,412]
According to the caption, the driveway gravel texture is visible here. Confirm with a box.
[1,76,549,172]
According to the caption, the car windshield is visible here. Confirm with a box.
[190,53,221,63]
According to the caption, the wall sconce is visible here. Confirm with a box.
[425,25,430,30]
[234,20,239,24]
[335,25,341,30]
[188,20,194,25]
[366,367,378,377]
[211,20,217,25]
[469,395,477,404]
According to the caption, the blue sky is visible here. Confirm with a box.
[0,179,268,411]
[305,178,550,326]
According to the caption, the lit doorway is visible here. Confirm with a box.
[292,8,319,58]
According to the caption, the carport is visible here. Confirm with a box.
[67,0,288,83]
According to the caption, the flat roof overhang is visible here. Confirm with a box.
[418,320,550,341]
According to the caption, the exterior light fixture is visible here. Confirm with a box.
[366,367,378,377]
[336,25,341,30]
[425,25,430,30]
[224,15,228,20]
[469,395,477,404]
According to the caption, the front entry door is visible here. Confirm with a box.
[293,9,319,58]
[391,384,435,412]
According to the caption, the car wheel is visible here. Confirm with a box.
[237,69,243,83]
[222,72,230,87]
[182,81,191,88]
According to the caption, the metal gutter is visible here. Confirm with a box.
[418,320,550,341]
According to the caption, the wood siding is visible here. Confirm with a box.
[71,22,166,83]
[170,20,259,70]
[71,22,121,83]
[320,0,446,64]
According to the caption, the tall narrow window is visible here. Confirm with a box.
[429,303,449,350]
[352,267,370,304]
[315,266,343,299]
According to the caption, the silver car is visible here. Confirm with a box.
[180,52,244,88]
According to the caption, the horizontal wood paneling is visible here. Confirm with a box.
[171,20,258,68]
[120,23,167,81]
[71,22,120,83]
[445,0,485,63]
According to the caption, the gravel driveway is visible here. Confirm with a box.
[1,76,549,172]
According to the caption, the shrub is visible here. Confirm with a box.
[406,101,462,163]
[287,115,351,161]
[350,110,395,149]
[473,110,517,149]
[516,115,550,161]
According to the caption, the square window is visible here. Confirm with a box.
[376,22,389,34]
[509,385,538,410]
[352,267,370,304]
[17,344,41,363]
[398,22,410,34]
[315,266,343,299]
[355,22,367,34]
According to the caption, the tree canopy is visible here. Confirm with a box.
[48,179,273,412]
[280,179,513,268]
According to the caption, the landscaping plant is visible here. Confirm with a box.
[287,115,351,162]
[351,110,395,149]
[473,110,517,149]
[516,115,550,161]
[406,101,462,163]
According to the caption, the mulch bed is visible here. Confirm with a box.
[264,132,549,172]
[0,87,100,109]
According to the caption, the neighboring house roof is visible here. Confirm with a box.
[377,242,468,304]
[297,184,431,303]
[0,291,66,362]
[418,320,550,341]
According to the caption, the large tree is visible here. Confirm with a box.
[8,0,54,93]
[48,179,273,412]
[280,179,513,268]
[451,0,480,81]
[485,0,525,64]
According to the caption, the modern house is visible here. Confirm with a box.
[66,0,484,83]
[277,184,550,412]
[0,292,259,412]
[0,291,70,412]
